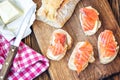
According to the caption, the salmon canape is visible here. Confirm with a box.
[68,41,95,73]
[98,30,119,64]
[47,29,72,60]
[79,6,101,36]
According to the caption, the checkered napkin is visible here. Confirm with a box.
[0,34,49,80]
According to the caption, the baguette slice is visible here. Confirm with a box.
[79,6,101,36]
[37,0,80,28]
[98,30,119,64]
[46,29,72,60]
[68,41,95,73]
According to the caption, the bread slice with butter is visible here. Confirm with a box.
[79,6,101,36]
[46,29,72,60]
[0,0,22,24]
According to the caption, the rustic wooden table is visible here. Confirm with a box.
[23,0,120,80]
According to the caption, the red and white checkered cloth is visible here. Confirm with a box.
[0,34,49,80]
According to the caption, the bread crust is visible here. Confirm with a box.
[46,29,72,60]
[37,0,80,28]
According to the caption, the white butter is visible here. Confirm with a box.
[0,18,4,26]
[0,0,21,24]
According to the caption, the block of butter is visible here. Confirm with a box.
[0,0,22,24]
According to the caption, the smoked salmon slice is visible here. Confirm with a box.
[68,41,95,73]
[47,29,72,60]
[98,30,119,64]
[49,33,67,56]
[79,6,101,36]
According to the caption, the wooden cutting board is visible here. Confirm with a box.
[32,0,120,80]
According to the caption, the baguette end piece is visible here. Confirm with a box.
[37,0,80,28]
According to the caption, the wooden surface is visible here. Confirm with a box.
[108,0,120,26]
[32,0,120,80]
[24,0,120,80]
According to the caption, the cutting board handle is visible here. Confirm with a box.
[0,46,17,80]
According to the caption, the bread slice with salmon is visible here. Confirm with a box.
[68,41,95,73]
[79,6,101,36]
[98,30,119,64]
[37,0,80,28]
[46,29,72,60]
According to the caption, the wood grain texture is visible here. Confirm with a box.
[108,0,120,26]
[32,0,120,80]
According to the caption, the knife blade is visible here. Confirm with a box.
[0,5,36,80]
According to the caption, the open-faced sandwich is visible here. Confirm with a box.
[68,41,95,73]
[37,0,80,28]
[79,6,101,36]
[46,29,72,60]
[98,30,119,64]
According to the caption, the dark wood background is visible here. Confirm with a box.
[23,0,120,80]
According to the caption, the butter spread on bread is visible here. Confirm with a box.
[37,0,80,28]
[0,1,22,24]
